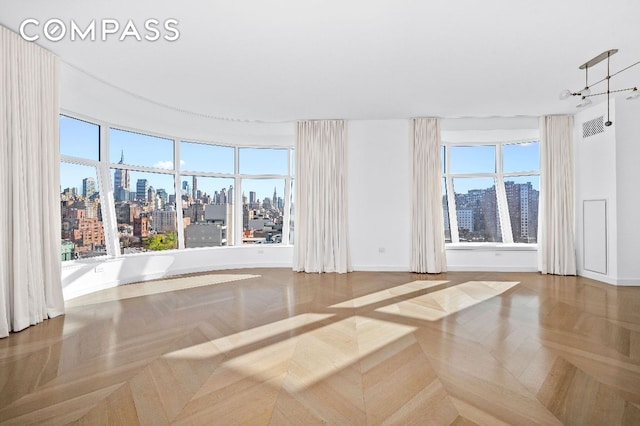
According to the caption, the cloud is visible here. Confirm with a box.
[153,160,186,169]
[154,160,174,169]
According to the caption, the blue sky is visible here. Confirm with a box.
[445,143,539,193]
[60,115,291,201]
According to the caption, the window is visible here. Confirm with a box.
[59,116,106,260]
[181,176,234,248]
[452,177,502,242]
[179,141,236,248]
[239,147,288,175]
[110,128,174,169]
[59,114,295,262]
[181,141,234,174]
[241,178,286,244]
[239,147,290,245]
[110,169,177,253]
[442,141,539,244]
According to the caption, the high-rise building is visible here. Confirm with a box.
[82,177,96,198]
[147,186,156,205]
[182,180,190,199]
[505,180,540,243]
[113,150,130,202]
[136,179,149,201]
[192,176,198,200]
[156,188,168,203]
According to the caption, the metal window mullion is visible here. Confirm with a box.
[495,144,513,243]
[180,171,235,179]
[174,139,185,250]
[97,124,121,258]
[444,146,460,243]
[282,177,291,245]
[234,146,242,245]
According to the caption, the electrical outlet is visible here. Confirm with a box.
[378,247,386,254]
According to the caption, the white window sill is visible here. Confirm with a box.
[445,243,537,251]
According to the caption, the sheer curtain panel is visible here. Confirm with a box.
[538,115,576,275]
[1,26,64,338]
[410,118,447,273]
[294,120,351,273]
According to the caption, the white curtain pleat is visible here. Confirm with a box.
[410,118,447,273]
[1,26,64,338]
[538,115,576,275]
[294,120,351,273]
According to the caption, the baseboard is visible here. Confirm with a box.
[447,265,539,272]
[578,269,640,286]
[352,265,410,272]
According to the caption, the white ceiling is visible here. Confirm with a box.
[1,0,640,122]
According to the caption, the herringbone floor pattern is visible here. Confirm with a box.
[1,269,640,425]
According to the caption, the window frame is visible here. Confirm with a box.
[442,138,540,246]
[237,146,293,245]
[59,114,111,261]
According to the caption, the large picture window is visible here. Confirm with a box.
[59,114,294,261]
[442,140,539,244]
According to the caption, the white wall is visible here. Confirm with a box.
[573,101,619,284]
[348,120,411,270]
[614,99,640,283]
[573,97,640,285]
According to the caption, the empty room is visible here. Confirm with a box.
[1,1,640,424]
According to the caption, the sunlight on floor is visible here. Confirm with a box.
[161,280,519,391]
[65,274,261,307]
[376,281,520,321]
[330,280,450,308]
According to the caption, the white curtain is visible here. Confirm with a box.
[538,115,576,275]
[1,26,64,338]
[410,118,447,273]
[294,120,351,273]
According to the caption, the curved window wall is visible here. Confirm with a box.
[59,114,294,262]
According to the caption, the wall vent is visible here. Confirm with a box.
[583,116,604,138]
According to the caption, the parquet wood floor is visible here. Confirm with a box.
[1,269,640,425]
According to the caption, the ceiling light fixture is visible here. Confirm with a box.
[559,49,640,127]
[626,87,640,100]
[576,97,592,108]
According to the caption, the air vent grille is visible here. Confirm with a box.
[583,116,604,138]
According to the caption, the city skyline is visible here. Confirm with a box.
[60,115,293,200]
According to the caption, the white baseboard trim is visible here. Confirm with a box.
[447,265,539,272]
[578,269,640,286]
[351,265,539,273]
[352,265,410,272]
